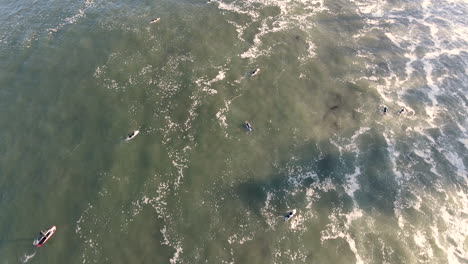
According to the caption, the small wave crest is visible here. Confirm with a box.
[21,252,36,263]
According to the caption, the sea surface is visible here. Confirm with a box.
[0,0,467,263]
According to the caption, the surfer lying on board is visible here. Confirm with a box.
[34,226,56,247]
[250,68,260,76]
[244,121,253,132]
[126,130,140,141]
[284,209,296,221]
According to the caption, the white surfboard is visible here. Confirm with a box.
[251,68,260,76]
[284,209,296,221]
[125,130,140,141]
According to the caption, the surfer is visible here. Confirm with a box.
[35,230,47,245]
[244,121,253,132]
[398,108,405,115]
[34,226,56,247]
[284,209,296,221]
[150,18,160,24]
[126,130,140,141]
[250,68,260,76]
[382,106,388,115]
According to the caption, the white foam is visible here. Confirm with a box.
[345,167,361,200]
[443,151,467,183]
[196,69,227,95]
[215,95,240,135]
[287,169,319,192]
[299,39,317,62]
[289,212,306,231]
[422,58,439,106]
[383,131,405,183]
[436,205,468,264]
[212,70,226,83]
[320,208,364,264]
[160,226,171,246]
[414,230,435,258]
[330,127,369,158]
[215,0,323,61]
[171,159,187,188]
[351,0,468,131]
[305,187,314,208]
[261,191,277,229]
[21,252,36,263]
[169,244,183,264]
[213,0,258,18]
[227,233,254,245]
[413,149,432,163]
[458,138,468,149]
[349,0,385,17]
[343,2,468,262]
[345,209,365,264]
[48,0,95,34]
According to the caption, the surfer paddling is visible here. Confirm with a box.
[250,68,260,76]
[34,226,56,247]
[150,18,160,24]
[125,130,140,141]
[284,209,296,221]
[244,121,253,132]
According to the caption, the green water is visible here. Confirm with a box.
[0,0,467,263]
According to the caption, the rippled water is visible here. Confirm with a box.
[0,0,466,263]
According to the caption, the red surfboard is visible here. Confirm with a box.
[34,226,56,247]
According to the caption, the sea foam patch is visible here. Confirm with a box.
[320,208,365,264]
[214,0,324,61]
[48,0,96,34]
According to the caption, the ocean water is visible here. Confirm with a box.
[0,0,467,263]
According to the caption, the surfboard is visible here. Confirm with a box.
[150,18,160,24]
[250,68,260,76]
[125,130,140,141]
[34,226,56,248]
[284,209,296,221]
[244,122,253,131]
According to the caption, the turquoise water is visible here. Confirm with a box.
[0,0,467,263]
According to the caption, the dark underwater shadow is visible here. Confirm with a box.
[235,179,268,217]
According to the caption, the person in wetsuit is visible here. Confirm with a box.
[244,121,253,131]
